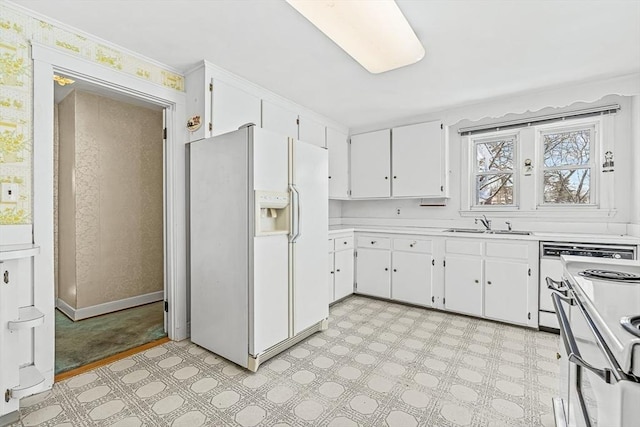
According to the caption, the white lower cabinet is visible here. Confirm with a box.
[391,251,432,306]
[355,248,391,298]
[443,255,483,317]
[328,236,355,303]
[484,259,530,325]
[444,238,537,327]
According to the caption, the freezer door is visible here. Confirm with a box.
[292,140,329,335]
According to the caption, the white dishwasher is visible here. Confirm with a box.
[538,242,637,332]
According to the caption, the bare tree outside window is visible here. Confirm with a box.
[542,129,592,204]
[474,137,515,205]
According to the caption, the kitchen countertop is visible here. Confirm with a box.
[329,225,640,245]
[0,243,40,261]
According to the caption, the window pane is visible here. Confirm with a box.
[543,169,590,204]
[476,174,513,205]
[476,138,514,172]
[543,129,590,168]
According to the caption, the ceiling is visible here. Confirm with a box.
[11,0,640,129]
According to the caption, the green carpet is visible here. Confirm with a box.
[55,301,167,374]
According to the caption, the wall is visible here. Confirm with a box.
[631,95,640,236]
[341,90,639,235]
[57,90,163,310]
[0,2,184,227]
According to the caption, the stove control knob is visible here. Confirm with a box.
[556,353,561,360]
[613,253,621,259]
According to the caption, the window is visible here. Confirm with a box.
[472,134,516,206]
[540,125,594,205]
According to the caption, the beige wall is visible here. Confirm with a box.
[57,91,163,310]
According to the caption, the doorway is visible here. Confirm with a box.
[52,77,167,375]
[31,42,188,388]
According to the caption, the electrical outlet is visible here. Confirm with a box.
[1,183,18,203]
[396,208,401,215]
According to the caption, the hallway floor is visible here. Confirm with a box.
[55,302,167,375]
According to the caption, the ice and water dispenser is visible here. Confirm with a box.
[255,191,290,236]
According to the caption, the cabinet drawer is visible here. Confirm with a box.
[328,239,335,253]
[357,236,391,250]
[334,236,354,251]
[486,242,528,260]
[393,238,432,254]
[445,239,482,256]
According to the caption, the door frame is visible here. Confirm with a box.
[32,42,189,386]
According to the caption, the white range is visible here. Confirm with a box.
[552,256,640,427]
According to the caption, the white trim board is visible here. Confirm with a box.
[56,291,164,321]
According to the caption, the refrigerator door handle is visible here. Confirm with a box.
[290,185,301,242]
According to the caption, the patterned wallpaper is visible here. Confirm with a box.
[0,2,184,225]
[57,91,164,309]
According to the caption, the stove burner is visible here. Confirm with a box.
[578,269,640,283]
[621,316,640,338]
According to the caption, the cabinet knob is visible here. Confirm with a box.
[343,241,347,245]
[371,241,376,245]
[328,176,332,179]
[3,270,8,285]
[474,279,479,283]
[384,268,388,271]
[556,353,561,360]
[410,241,417,247]
[330,271,334,274]
[487,281,492,285]
[393,269,397,272]
[393,176,397,179]
[384,176,388,180]
[336,269,341,273]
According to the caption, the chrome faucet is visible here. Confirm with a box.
[475,215,492,230]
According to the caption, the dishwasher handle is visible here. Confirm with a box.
[552,292,615,385]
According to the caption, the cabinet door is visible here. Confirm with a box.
[485,260,529,325]
[211,79,261,136]
[298,116,326,148]
[350,130,391,198]
[327,127,349,199]
[261,100,298,139]
[355,248,390,298]
[328,253,335,303]
[0,259,22,416]
[444,255,483,316]
[334,249,354,301]
[391,251,432,306]
[392,121,444,197]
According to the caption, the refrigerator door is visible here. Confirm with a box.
[291,140,329,335]
[189,129,250,368]
[250,128,290,355]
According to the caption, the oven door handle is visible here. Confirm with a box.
[546,277,569,296]
[552,292,615,384]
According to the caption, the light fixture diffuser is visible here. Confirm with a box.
[286,0,425,74]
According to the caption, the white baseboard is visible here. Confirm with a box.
[56,291,164,321]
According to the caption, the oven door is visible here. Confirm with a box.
[552,292,621,427]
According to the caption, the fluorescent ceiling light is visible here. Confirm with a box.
[286,0,425,74]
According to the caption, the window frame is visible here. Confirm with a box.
[469,130,519,210]
[535,118,600,209]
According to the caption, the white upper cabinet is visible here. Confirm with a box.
[298,116,326,148]
[350,129,391,198]
[211,79,261,137]
[261,100,298,139]
[326,127,349,199]
[392,120,446,197]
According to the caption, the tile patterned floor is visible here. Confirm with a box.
[13,296,559,426]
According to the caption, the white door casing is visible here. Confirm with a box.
[31,42,188,387]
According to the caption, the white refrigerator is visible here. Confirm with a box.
[189,125,328,371]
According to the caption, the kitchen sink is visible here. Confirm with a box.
[443,228,486,233]
[443,228,532,236]
[486,230,532,235]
